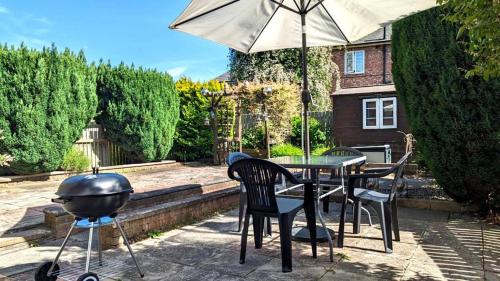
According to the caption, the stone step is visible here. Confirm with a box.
[100,186,240,249]
[0,216,45,237]
[0,227,52,255]
[44,179,239,239]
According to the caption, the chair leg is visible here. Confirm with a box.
[252,215,264,249]
[338,194,348,248]
[237,190,246,232]
[391,198,400,241]
[380,202,393,253]
[353,199,362,234]
[265,217,272,237]
[239,212,250,264]
[322,186,330,213]
[361,206,373,226]
[278,214,293,272]
[303,205,317,259]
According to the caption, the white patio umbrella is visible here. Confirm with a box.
[170,0,436,158]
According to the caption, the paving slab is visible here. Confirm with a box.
[1,205,498,281]
[0,163,229,237]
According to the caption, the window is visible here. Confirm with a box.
[362,97,397,129]
[345,50,365,74]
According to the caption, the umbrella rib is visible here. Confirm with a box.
[320,2,350,44]
[270,0,300,14]
[304,0,312,11]
[248,0,286,53]
[292,0,301,12]
[170,0,240,28]
[306,0,324,13]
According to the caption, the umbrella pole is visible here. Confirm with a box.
[300,12,311,159]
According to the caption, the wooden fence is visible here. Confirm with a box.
[74,122,132,168]
[242,111,332,135]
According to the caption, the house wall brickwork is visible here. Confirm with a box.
[332,44,392,89]
[330,40,412,162]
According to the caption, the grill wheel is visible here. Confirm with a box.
[77,272,100,281]
[34,262,58,281]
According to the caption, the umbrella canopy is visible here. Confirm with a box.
[170,0,435,53]
[170,0,436,158]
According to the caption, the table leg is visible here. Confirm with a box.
[315,168,334,262]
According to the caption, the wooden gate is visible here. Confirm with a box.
[74,122,131,168]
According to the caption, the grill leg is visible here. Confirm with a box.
[85,222,94,273]
[47,221,77,276]
[114,218,144,277]
[98,218,103,266]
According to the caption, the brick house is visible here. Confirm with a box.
[330,25,410,161]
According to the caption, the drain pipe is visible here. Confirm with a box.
[382,26,388,84]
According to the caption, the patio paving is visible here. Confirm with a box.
[3,205,499,280]
[0,163,228,235]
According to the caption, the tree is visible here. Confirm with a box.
[229,47,338,110]
[0,44,97,174]
[436,0,500,79]
[392,7,500,212]
[96,63,179,162]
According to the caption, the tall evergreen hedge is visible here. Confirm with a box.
[0,44,97,175]
[392,7,500,210]
[96,63,179,162]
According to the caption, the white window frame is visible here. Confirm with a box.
[344,50,365,74]
[362,97,397,129]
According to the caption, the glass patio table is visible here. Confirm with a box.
[270,155,366,262]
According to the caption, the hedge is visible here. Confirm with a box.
[392,7,500,211]
[0,44,97,174]
[96,63,179,162]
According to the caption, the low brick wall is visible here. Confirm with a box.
[44,188,239,249]
[100,189,238,249]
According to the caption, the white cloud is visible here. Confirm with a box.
[16,35,50,47]
[0,5,9,13]
[34,17,52,26]
[167,66,188,77]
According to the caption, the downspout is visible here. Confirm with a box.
[382,26,388,84]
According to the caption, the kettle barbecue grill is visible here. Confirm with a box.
[35,169,144,281]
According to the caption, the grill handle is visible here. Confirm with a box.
[52,197,71,204]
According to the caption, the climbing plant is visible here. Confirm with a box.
[229,47,338,110]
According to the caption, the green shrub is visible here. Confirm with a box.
[0,129,12,167]
[0,44,97,175]
[271,143,303,157]
[172,78,219,161]
[290,116,327,150]
[61,148,90,172]
[392,7,500,211]
[241,125,266,149]
[96,63,180,162]
[237,82,300,144]
[311,145,332,156]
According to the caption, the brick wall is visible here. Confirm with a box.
[332,44,392,89]
[331,92,410,161]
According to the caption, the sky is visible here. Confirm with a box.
[0,0,229,81]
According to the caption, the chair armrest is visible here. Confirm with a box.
[363,167,391,174]
[351,168,394,179]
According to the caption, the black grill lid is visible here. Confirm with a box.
[56,173,133,197]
